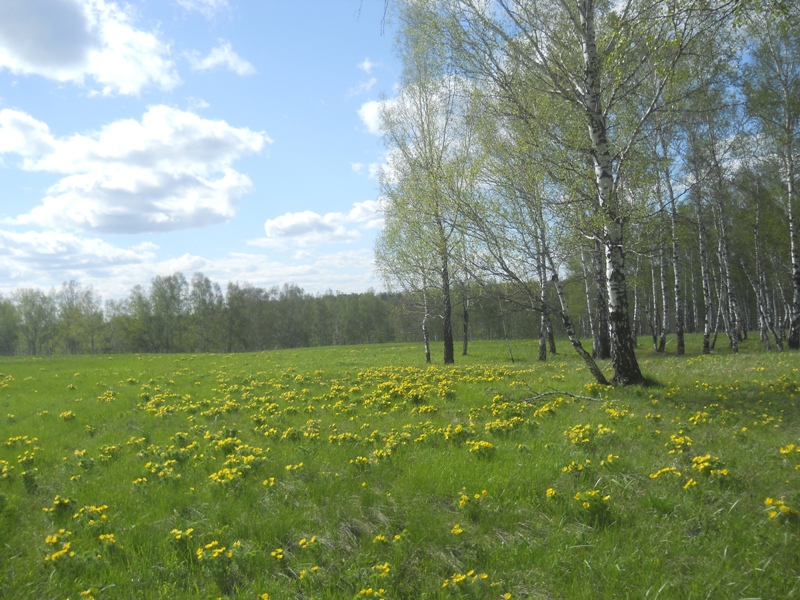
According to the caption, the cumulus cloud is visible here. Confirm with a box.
[0,224,379,299]
[346,200,384,229]
[0,228,155,295]
[200,249,379,295]
[0,228,193,297]
[261,211,361,246]
[0,0,94,70]
[132,241,159,252]
[0,229,380,299]
[358,100,383,135]
[314,248,374,269]
[253,200,383,249]
[0,228,153,268]
[0,0,179,96]
[0,105,270,233]
[0,109,55,159]
[187,40,255,76]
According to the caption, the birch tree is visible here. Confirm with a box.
[376,0,479,364]
[466,183,609,382]
[457,105,608,381]
[435,0,731,383]
[743,9,800,348]
[375,200,441,363]
[657,128,687,356]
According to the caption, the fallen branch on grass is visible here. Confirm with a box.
[521,388,606,404]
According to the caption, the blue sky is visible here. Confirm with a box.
[0,0,397,299]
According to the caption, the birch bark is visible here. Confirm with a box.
[693,181,713,355]
[579,0,642,384]
[656,132,684,355]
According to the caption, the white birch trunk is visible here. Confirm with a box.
[713,198,740,353]
[693,186,713,355]
[581,248,597,357]
[593,239,611,359]
[691,267,700,335]
[579,0,642,384]
[659,134,684,355]
[786,151,800,348]
[659,224,670,353]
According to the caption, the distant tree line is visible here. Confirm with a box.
[0,274,555,357]
[0,255,791,359]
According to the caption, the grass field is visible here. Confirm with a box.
[0,336,798,599]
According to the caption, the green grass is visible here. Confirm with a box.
[0,336,798,599]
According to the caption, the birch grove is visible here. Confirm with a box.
[372,0,800,383]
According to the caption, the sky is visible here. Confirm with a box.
[0,0,398,300]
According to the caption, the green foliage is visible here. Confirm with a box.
[0,338,798,597]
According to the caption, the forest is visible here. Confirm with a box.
[0,276,544,356]
[1,1,798,384]
[373,0,800,384]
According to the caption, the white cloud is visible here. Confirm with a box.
[260,210,361,247]
[0,0,94,70]
[314,248,374,269]
[187,40,255,76]
[175,0,229,19]
[201,249,379,295]
[0,105,271,233]
[358,58,376,74]
[0,229,154,267]
[186,97,211,111]
[346,199,384,229]
[350,158,386,181]
[0,229,381,299]
[132,241,159,252]
[348,77,377,97]
[253,200,383,248]
[0,0,179,96]
[0,229,198,298]
[0,109,55,159]
[358,100,383,135]
[0,228,155,295]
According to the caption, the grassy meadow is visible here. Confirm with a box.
[0,336,798,599]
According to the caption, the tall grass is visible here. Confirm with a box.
[0,336,798,598]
